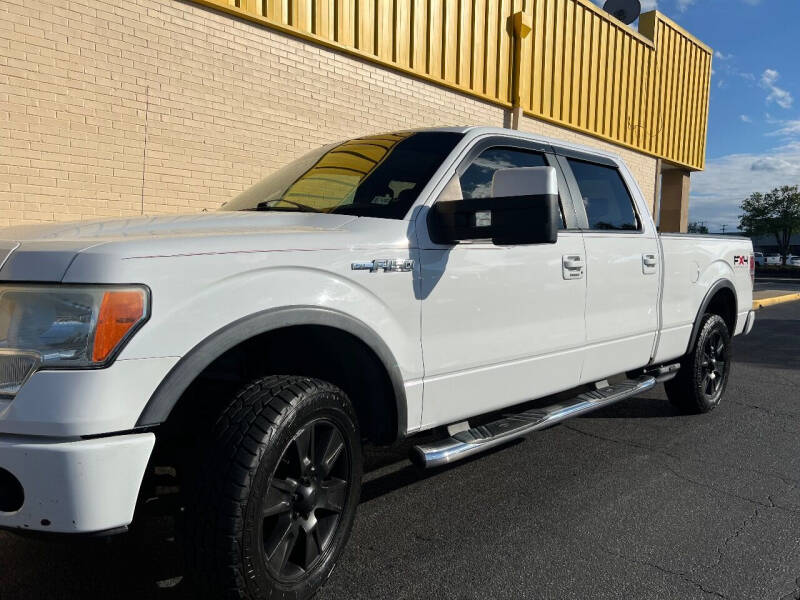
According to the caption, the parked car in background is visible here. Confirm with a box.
[788,256,800,267]
[765,253,783,265]
[754,252,765,266]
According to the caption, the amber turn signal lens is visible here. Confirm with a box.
[92,290,146,362]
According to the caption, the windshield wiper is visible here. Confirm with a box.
[250,199,324,213]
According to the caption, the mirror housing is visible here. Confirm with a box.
[429,166,560,245]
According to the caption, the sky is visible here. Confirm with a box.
[596,0,800,233]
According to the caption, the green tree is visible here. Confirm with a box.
[739,186,800,262]
[687,221,709,234]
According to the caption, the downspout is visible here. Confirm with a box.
[510,11,533,130]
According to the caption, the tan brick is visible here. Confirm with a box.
[1,0,658,226]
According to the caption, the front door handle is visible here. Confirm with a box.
[642,253,658,274]
[563,255,585,280]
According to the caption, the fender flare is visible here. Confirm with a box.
[685,278,737,354]
[135,306,408,439]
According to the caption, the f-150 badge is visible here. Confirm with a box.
[351,259,414,272]
[734,255,750,267]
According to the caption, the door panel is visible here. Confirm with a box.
[419,234,587,427]
[580,233,660,382]
[559,155,660,382]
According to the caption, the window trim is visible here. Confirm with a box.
[558,154,644,234]
[444,136,581,232]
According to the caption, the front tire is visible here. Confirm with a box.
[183,375,362,600]
[665,313,732,414]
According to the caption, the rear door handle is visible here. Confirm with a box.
[562,255,585,280]
[564,258,584,269]
[642,253,658,274]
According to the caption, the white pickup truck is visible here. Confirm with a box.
[0,127,755,599]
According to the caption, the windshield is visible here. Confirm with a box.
[221,131,462,219]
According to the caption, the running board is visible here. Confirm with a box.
[410,376,656,469]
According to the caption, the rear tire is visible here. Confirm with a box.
[183,375,362,600]
[665,314,732,414]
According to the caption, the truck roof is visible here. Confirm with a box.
[412,125,625,166]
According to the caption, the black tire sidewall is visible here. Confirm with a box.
[241,384,362,600]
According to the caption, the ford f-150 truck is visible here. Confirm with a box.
[0,127,755,599]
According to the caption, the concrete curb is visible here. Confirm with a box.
[753,293,800,310]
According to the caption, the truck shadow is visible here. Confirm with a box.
[0,387,684,599]
[0,439,522,600]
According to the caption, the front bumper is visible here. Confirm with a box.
[0,432,154,534]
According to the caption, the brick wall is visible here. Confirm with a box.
[0,0,656,228]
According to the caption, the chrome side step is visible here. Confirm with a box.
[410,376,656,469]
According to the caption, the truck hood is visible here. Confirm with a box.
[0,212,366,281]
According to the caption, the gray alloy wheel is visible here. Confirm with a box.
[665,313,732,414]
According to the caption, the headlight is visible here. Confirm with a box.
[0,285,149,397]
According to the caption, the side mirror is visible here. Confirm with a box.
[428,166,560,245]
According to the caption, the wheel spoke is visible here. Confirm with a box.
[303,524,323,570]
[318,478,347,513]
[294,425,315,475]
[318,427,345,477]
[702,374,713,395]
[265,516,300,574]
[263,480,294,518]
[715,338,725,356]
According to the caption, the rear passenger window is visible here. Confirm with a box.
[458,147,565,228]
[568,159,640,231]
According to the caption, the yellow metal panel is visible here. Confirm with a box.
[551,0,566,121]
[559,2,575,122]
[457,0,472,86]
[579,6,591,130]
[443,0,458,82]
[395,0,411,65]
[530,0,545,113]
[665,27,678,161]
[377,0,394,60]
[185,0,713,169]
[496,0,511,103]
[675,35,688,163]
[585,12,599,131]
[633,42,643,147]
[696,51,710,167]
[595,19,607,137]
[541,0,554,117]
[616,32,627,141]
[471,0,485,90]
[484,0,498,96]
[684,43,697,166]
[410,0,427,71]
[428,0,443,76]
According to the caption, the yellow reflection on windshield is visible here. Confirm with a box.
[281,132,413,210]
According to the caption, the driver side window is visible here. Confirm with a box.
[457,147,565,228]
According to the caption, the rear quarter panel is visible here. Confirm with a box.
[656,235,753,363]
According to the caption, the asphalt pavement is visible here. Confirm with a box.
[2,302,800,599]
[754,277,800,294]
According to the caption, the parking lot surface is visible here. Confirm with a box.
[1,302,799,599]
[755,277,800,294]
